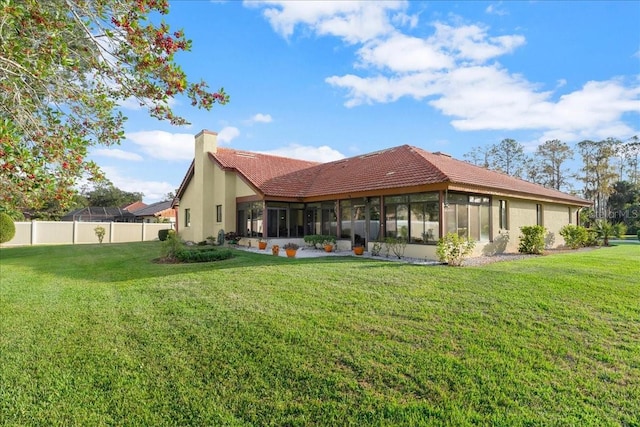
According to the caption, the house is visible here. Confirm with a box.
[173,130,591,258]
[132,200,176,223]
[61,201,174,223]
[61,206,137,222]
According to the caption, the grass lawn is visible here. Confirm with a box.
[1,242,639,426]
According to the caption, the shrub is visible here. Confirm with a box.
[158,229,171,241]
[593,220,620,246]
[384,236,407,259]
[175,247,233,263]
[613,222,627,240]
[283,242,299,250]
[370,241,383,256]
[559,224,588,249]
[161,230,181,260]
[0,212,16,243]
[303,235,336,248]
[637,229,640,242]
[436,232,476,266]
[94,226,106,244]
[518,225,546,254]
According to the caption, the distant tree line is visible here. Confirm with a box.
[464,136,640,233]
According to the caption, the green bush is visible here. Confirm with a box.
[303,235,336,247]
[518,225,546,254]
[384,236,408,259]
[637,229,640,242]
[559,224,588,249]
[0,212,16,243]
[436,232,476,266]
[158,229,171,241]
[175,248,233,263]
[161,230,181,260]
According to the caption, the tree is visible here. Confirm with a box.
[463,145,492,168]
[577,139,618,216]
[489,138,526,178]
[84,182,143,207]
[0,0,228,217]
[529,139,573,191]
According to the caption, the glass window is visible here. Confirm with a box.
[409,198,439,244]
[443,193,490,241]
[499,200,508,230]
[340,200,352,238]
[537,204,543,226]
[184,208,191,227]
[321,202,337,236]
[368,197,381,242]
[216,204,222,222]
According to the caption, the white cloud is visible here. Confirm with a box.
[486,3,508,16]
[100,166,177,203]
[245,0,407,43]
[126,130,195,161]
[357,33,453,72]
[218,126,241,144]
[261,143,345,162]
[92,148,144,161]
[251,113,273,123]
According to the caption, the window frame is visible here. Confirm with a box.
[499,200,508,230]
[216,204,222,223]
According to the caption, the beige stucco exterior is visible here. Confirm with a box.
[177,130,257,243]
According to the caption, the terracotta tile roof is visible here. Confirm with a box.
[259,145,590,205]
[209,148,320,192]
[173,143,589,206]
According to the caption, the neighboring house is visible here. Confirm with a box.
[131,201,176,223]
[173,130,591,259]
[61,207,137,222]
[62,201,175,223]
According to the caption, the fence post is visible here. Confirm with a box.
[142,222,146,241]
[109,222,115,243]
[31,221,37,245]
[73,221,78,244]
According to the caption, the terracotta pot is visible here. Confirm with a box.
[353,246,364,255]
[285,248,297,258]
[258,241,267,250]
[324,244,333,252]
[272,246,280,256]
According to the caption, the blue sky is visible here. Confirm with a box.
[89,1,640,202]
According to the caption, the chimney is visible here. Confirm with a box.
[195,129,218,155]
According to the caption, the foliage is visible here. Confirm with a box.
[283,242,299,250]
[0,0,228,215]
[559,224,589,249]
[158,228,170,241]
[593,220,623,246]
[518,225,546,254]
[577,139,618,214]
[83,182,143,207]
[224,231,239,243]
[0,212,16,243]
[303,234,336,248]
[370,241,383,256]
[1,243,639,425]
[160,229,180,260]
[93,226,106,244]
[436,232,476,266]
[527,139,573,191]
[637,229,640,241]
[384,236,407,259]
[175,247,232,263]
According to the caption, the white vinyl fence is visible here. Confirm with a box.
[1,221,173,247]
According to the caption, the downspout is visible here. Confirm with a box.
[173,198,180,232]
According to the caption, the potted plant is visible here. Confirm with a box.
[284,242,299,258]
[323,240,334,252]
[353,244,364,255]
[272,245,280,256]
[258,238,267,250]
